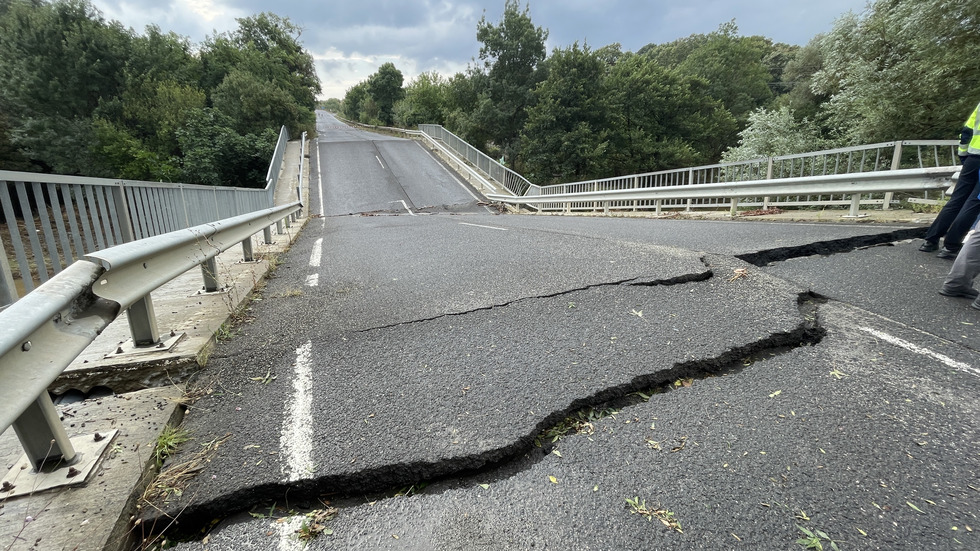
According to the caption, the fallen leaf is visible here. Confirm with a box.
[549,476,558,484]
[768,390,782,398]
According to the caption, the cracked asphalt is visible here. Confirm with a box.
[159,113,979,550]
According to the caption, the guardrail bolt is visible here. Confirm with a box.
[21,341,31,352]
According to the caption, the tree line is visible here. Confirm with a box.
[0,0,320,187]
[340,0,980,185]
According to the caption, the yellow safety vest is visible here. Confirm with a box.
[961,103,980,156]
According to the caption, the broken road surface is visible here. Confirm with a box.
[154,113,979,550]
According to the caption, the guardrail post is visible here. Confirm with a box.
[242,236,254,262]
[285,215,292,228]
[603,201,610,215]
[202,257,220,292]
[655,200,662,215]
[884,143,903,210]
[277,220,284,234]
[112,186,160,346]
[848,194,862,217]
[263,226,274,244]
[12,393,76,471]
[0,237,16,308]
[763,158,774,210]
[730,198,739,217]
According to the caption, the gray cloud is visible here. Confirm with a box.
[89,0,869,99]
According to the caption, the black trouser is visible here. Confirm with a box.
[941,155,980,251]
[924,156,974,244]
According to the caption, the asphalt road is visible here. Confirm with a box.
[160,113,979,550]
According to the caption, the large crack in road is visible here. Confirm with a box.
[145,251,832,540]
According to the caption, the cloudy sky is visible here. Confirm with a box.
[89,0,871,100]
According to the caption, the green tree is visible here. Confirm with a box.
[393,71,447,127]
[472,0,548,161]
[812,0,980,143]
[720,106,830,162]
[675,22,773,126]
[343,82,369,121]
[321,98,342,112]
[366,62,405,126]
[0,0,132,173]
[212,69,308,135]
[521,44,609,183]
[176,108,275,187]
[605,53,736,173]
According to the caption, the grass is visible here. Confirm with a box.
[796,525,841,550]
[153,425,190,467]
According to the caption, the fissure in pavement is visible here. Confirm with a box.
[736,227,926,266]
[148,285,828,542]
[357,263,714,334]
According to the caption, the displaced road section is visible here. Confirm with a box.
[157,114,979,550]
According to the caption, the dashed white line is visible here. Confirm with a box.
[397,200,416,216]
[280,341,315,482]
[859,326,979,377]
[459,222,507,231]
[309,238,323,267]
[305,273,319,287]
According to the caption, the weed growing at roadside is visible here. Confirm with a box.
[153,425,190,467]
[796,525,841,550]
[625,497,683,532]
[535,407,618,447]
[297,507,338,542]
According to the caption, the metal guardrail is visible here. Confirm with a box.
[1,127,292,307]
[0,201,302,472]
[532,141,959,214]
[487,167,958,217]
[418,124,537,197]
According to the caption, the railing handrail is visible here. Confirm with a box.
[418,124,537,197]
[0,201,302,469]
[487,166,957,205]
[538,140,960,193]
[1,125,295,304]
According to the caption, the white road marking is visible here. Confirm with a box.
[305,273,319,287]
[859,326,979,377]
[376,155,385,169]
[309,238,323,267]
[397,200,416,216]
[416,142,495,214]
[280,341,315,482]
[276,516,306,551]
[459,222,507,231]
[315,139,325,216]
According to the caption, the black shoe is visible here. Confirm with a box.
[936,248,959,259]
[940,287,979,299]
[919,241,939,252]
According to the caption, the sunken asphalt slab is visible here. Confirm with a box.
[173,298,979,551]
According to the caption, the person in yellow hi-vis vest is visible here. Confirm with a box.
[938,102,980,308]
[921,102,980,259]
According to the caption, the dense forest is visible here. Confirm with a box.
[343,0,980,185]
[0,0,319,187]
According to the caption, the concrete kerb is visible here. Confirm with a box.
[0,137,312,551]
